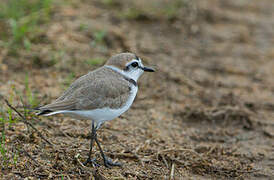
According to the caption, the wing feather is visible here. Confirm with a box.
[37,67,131,114]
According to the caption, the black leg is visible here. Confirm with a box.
[84,121,99,167]
[94,134,121,168]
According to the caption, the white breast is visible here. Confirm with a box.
[46,84,138,125]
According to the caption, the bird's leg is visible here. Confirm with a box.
[84,121,99,167]
[94,134,122,168]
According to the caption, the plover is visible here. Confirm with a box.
[36,53,155,167]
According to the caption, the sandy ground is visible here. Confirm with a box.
[1,0,274,179]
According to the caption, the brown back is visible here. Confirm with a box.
[39,66,132,111]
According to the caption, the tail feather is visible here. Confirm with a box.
[35,99,77,116]
[36,109,53,116]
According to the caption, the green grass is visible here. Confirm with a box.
[117,0,191,21]
[50,50,66,67]
[0,127,7,165]
[91,30,107,47]
[0,82,40,167]
[85,58,105,66]
[0,0,53,52]
[101,0,120,7]
[102,0,114,6]
[62,72,76,89]
[0,109,19,167]
[9,80,38,118]
[119,7,146,20]
[162,0,190,20]
[25,73,39,108]
[162,1,182,20]
[0,90,33,167]
[0,106,11,167]
[78,23,89,32]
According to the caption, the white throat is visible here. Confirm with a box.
[105,65,143,82]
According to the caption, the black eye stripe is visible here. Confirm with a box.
[124,60,139,71]
[124,62,138,71]
[131,62,138,67]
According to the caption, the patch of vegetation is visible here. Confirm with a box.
[85,58,105,66]
[24,74,39,108]
[63,72,76,89]
[91,30,107,47]
[0,100,19,168]
[50,49,66,67]
[119,7,148,20]
[78,23,89,32]
[0,0,53,53]
[0,83,40,167]
[90,30,108,52]
[162,0,184,20]
[0,124,8,166]
[116,0,194,22]
[101,0,120,7]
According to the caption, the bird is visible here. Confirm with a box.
[36,52,155,167]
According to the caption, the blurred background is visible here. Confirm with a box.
[0,0,274,179]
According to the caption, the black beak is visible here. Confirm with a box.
[141,66,155,72]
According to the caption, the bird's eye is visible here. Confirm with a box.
[131,62,138,68]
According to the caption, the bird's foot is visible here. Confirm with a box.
[104,157,122,168]
[83,157,100,167]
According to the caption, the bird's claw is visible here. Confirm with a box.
[104,157,122,168]
[83,157,100,167]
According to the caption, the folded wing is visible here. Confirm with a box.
[37,68,131,115]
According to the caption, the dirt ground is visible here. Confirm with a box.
[1,0,274,179]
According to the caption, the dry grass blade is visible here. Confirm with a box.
[169,163,175,180]
[19,147,39,166]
